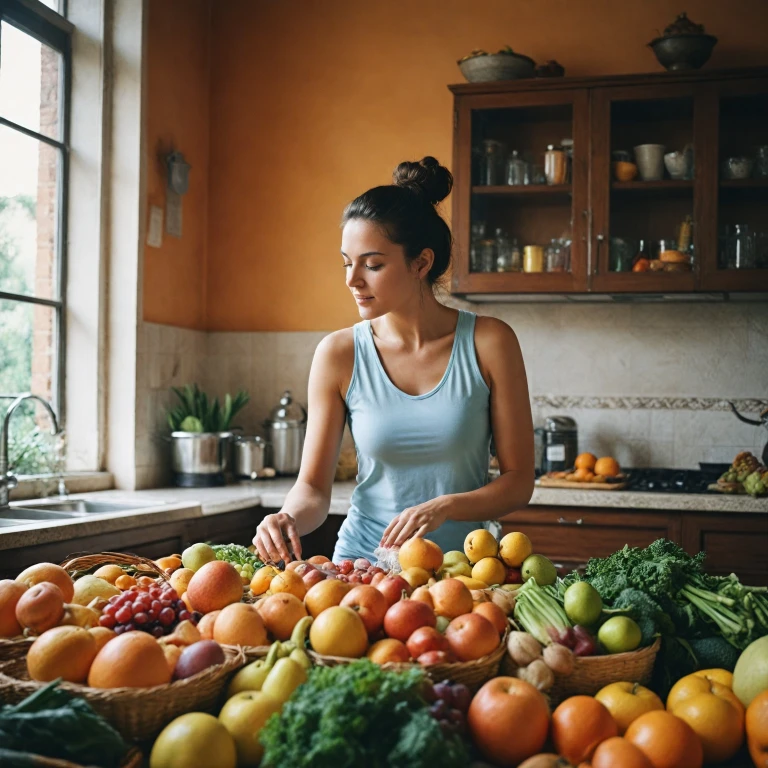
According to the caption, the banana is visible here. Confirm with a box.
[290,615,313,648]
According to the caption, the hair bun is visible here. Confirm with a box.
[392,156,453,205]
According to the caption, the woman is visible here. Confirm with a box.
[253,156,534,565]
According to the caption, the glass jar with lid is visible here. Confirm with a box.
[506,150,528,186]
[479,139,507,186]
[495,228,512,271]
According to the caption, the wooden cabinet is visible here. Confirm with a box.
[682,512,768,586]
[450,68,768,298]
[501,505,679,574]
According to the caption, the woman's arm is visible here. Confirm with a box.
[253,330,351,562]
[381,317,534,546]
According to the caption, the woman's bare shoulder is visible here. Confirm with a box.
[473,315,524,380]
[313,328,356,393]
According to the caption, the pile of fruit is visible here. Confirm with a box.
[546,452,624,483]
[718,450,768,497]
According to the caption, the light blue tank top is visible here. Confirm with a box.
[333,309,492,564]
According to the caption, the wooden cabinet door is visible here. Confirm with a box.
[501,506,678,575]
[589,82,703,294]
[682,512,768,586]
[451,88,590,296]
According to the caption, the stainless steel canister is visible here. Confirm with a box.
[171,432,232,487]
[264,390,307,475]
[233,435,270,479]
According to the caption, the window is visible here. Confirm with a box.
[0,0,72,474]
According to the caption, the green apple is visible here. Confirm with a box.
[598,616,642,654]
[227,659,270,698]
[438,562,472,579]
[181,542,217,573]
[261,657,307,704]
[442,550,470,567]
[520,554,557,586]
[563,582,603,626]
[218,691,281,767]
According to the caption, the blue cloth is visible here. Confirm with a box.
[333,309,492,564]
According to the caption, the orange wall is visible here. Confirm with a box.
[147,0,768,331]
[143,0,210,329]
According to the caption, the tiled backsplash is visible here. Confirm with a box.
[138,300,767,480]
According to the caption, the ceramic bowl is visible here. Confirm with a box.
[664,151,692,180]
[613,161,639,182]
[649,34,718,72]
[458,52,536,82]
[723,157,754,180]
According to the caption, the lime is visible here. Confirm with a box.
[563,581,603,626]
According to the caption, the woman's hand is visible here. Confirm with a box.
[253,512,302,564]
[379,496,452,549]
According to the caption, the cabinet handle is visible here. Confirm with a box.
[595,234,605,275]
[557,517,583,525]
[584,209,592,289]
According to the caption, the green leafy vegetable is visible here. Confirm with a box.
[689,636,741,671]
[166,383,249,433]
[0,680,127,768]
[259,659,469,768]
[211,543,263,570]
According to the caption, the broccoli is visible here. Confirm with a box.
[609,588,672,646]
[689,636,741,672]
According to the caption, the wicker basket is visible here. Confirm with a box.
[0,746,142,768]
[0,635,33,663]
[221,643,271,662]
[547,638,661,706]
[0,646,246,741]
[308,628,509,692]
[60,551,170,582]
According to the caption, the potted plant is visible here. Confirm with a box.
[166,384,249,487]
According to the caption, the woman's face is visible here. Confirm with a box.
[341,218,426,319]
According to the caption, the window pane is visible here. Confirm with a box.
[0,21,62,141]
[0,124,60,299]
[0,298,62,475]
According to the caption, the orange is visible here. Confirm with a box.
[575,452,597,471]
[304,579,351,618]
[571,467,592,482]
[746,690,768,768]
[258,593,307,641]
[92,564,126,584]
[595,681,665,735]
[666,670,738,712]
[249,565,279,595]
[154,556,182,574]
[88,630,171,688]
[594,457,620,478]
[667,674,744,764]
[398,538,443,572]
[552,695,619,764]
[625,710,703,768]
[591,736,653,768]
[694,667,733,687]
[212,602,269,647]
[114,574,137,590]
[27,625,98,683]
[269,570,307,600]
[16,563,75,603]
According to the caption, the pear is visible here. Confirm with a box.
[442,550,470,567]
[227,658,271,698]
[261,657,307,704]
[438,562,472,579]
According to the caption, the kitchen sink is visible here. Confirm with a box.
[2,498,164,523]
[0,508,81,521]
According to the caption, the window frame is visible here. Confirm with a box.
[0,0,73,424]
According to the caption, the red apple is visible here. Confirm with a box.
[417,649,456,665]
[406,626,450,659]
[376,575,412,607]
[371,572,385,586]
[340,585,388,636]
[445,613,499,662]
[383,599,436,642]
[504,567,522,584]
[467,677,550,766]
[302,568,326,589]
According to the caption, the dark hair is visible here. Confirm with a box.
[341,156,454,286]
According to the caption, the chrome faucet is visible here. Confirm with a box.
[0,394,60,508]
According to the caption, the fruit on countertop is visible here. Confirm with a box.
[185,560,243,614]
[16,562,74,602]
[595,681,664,734]
[150,712,237,768]
[734,635,768,708]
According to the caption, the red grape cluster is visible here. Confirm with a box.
[98,583,200,637]
[424,679,472,737]
[335,558,386,584]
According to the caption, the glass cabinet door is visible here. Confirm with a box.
[451,89,589,296]
[590,84,700,294]
[700,78,768,292]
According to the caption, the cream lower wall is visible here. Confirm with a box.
[138,301,768,483]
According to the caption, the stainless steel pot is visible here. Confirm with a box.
[171,432,232,487]
[233,435,271,479]
[264,390,306,475]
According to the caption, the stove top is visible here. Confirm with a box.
[625,467,727,494]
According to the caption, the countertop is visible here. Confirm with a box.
[1,478,765,550]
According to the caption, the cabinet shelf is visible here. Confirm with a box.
[611,180,693,196]
[472,184,571,198]
[720,178,768,188]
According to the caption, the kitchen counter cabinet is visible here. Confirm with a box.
[501,506,679,573]
[682,512,768,586]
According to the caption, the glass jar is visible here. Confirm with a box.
[545,238,566,272]
[477,239,497,272]
[469,221,486,272]
[506,150,528,186]
[523,245,544,273]
[756,146,768,179]
[509,239,522,272]
[544,145,568,185]
[495,228,512,272]
[479,139,506,186]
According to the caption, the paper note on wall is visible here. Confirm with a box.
[147,205,163,248]
[166,189,182,238]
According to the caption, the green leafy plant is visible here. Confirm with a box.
[166,383,249,433]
